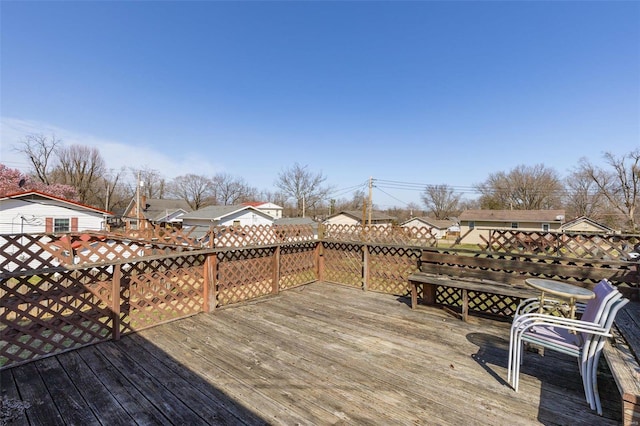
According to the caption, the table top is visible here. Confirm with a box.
[525,278,595,300]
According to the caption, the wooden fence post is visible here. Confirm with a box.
[111,264,121,341]
[203,254,217,313]
[315,241,324,281]
[272,245,281,295]
[362,244,369,291]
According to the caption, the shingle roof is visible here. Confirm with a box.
[459,209,565,222]
[143,199,192,221]
[1,190,113,215]
[181,204,273,221]
[402,217,454,229]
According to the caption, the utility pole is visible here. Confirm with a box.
[136,171,141,229]
[368,177,373,226]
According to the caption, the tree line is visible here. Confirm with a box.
[2,133,639,232]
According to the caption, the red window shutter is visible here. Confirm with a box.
[71,217,78,232]
[45,217,53,233]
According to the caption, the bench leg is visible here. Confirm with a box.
[461,289,469,322]
[410,282,418,309]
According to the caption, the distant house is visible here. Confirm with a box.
[0,190,112,235]
[401,217,457,239]
[243,202,284,219]
[181,204,275,228]
[274,217,319,238]
[323,210,395,227]
[458,209,566,245]
[122,196,192,230]
[561,216,616,234]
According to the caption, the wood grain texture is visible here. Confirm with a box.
[1,282,623,425]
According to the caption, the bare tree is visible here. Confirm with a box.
[212,173,257,205]
[577,149,640,232]
[131,167,167,199]
[100,168,128,212]
[275,163,332,217]
[475,164,563,210]
[564,168,607,221]
[168,174,214,210]
[421,184,462,219]
[52,144,106,205]
[13,133,60,184]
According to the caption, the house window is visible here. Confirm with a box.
[468,221,475,229]
[542,223,550,232]
[511,222,519,229]
[233,220,241,227]
[54,218,70,232]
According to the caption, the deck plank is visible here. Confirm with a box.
[1,281,622,425]
[55,350,135,426]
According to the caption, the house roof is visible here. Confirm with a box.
[327,210,396,222]
[561,216,615,232]
[142,199,192,222]
[181,204,273,221]
[1,190,113,216]
[459,209,566,223]
[242,202,283,210]
[401,217,454,229]
[274,217,316,226]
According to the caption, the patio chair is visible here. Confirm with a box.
[513,278,616,319]
[507,281,628,415]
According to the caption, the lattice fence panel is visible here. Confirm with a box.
[487,230,640,260]
[115,224,202,247]
[1,268,114,369]
[467,291,522,318]
[434,287,525,319]
[279,243,317,290]
[274,225,316,244]
[216,248,275,307]
[368,246,421,295]
[212,225,278,247]
[324,224,438,247]
[322,242,362,287]
[119,255,205,333]
[1,234,62,273]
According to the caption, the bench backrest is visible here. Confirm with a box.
[419,249,639,291]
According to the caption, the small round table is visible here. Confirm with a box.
[525,278,595,319]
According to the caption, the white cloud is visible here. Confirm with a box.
[0,117,223,180]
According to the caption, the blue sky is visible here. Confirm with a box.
[1,1,639,208]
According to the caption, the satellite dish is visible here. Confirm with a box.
[18,178,26,188]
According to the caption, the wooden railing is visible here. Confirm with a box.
[2,226,639,369]
[0,228,319,369]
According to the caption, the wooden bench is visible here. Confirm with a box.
[408,272,537,321]
[408,248,640,422]
[408,248,639,322]
[603,301,640,426]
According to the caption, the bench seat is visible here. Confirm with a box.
[408,271,537,321]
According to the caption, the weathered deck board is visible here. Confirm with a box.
[1,282,622,425]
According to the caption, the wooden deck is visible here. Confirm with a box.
[1,282,623,425]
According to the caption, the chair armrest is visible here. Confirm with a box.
[513,313,611,337]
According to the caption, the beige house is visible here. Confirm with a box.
[323,210,395,227]
[400,217,458,239]
[458,209,566,245]
[561,216,616,234]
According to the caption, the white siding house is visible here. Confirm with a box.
[401,217,457,239]
[181,205,275,228]
[0,191,112,235]
[243,202,284,219]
